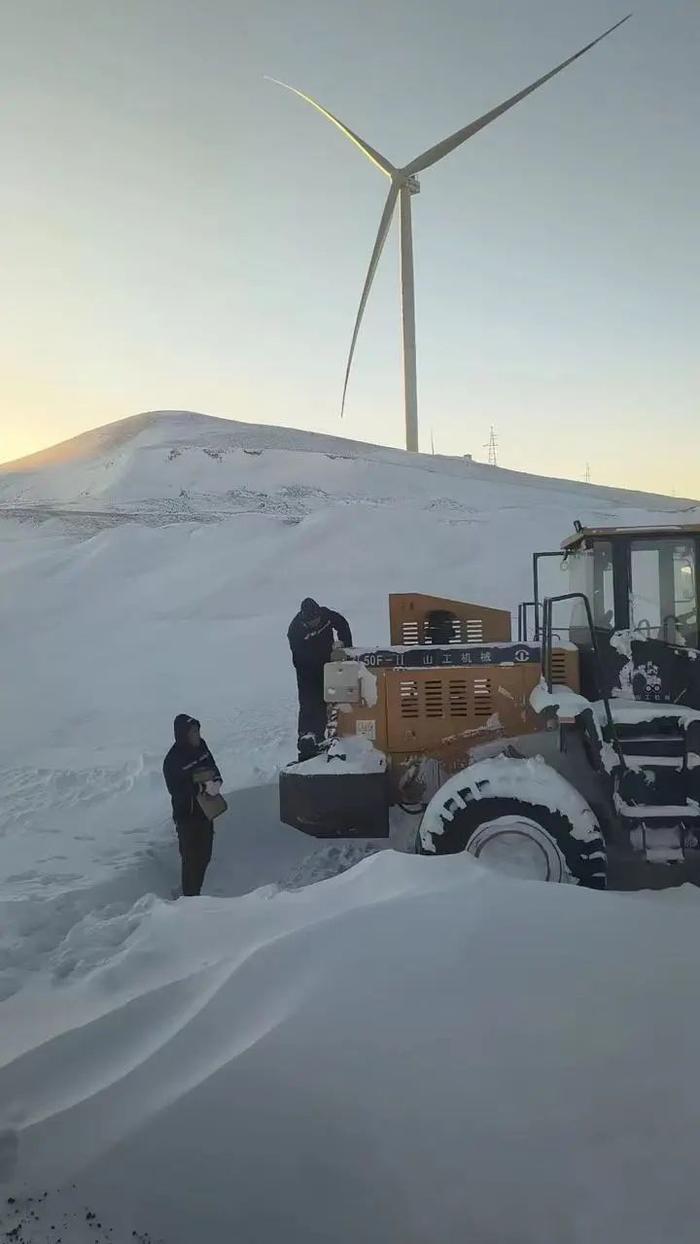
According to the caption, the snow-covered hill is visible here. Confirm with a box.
[2,409,696,519]
[2,411,700,1243]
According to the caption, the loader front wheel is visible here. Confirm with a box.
[418,792,606,889]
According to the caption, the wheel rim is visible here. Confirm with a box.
[467,815,568,882]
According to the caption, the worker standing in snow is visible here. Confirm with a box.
[163,715,225,897]
[288,598,353,758]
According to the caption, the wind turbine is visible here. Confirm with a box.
[268,14,631,453]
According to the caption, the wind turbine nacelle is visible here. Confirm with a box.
[406,175,421,195]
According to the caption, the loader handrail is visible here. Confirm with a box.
[532,549,568,640]
[542,591,626,772]
[518,601,536,642]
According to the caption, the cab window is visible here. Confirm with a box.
[629,540,697,647]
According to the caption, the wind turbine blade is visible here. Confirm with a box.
[265,77,395,177]
[341,182,400,417]
[405,14,632,176]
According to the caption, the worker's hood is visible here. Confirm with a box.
[173,714,200,743]
[300,597,322,622]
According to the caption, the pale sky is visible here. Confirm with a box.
[1,0,698,493]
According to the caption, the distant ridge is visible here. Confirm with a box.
[1,409,697,512]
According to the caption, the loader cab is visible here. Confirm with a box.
[562,525,699,646]
[558,524,700,706]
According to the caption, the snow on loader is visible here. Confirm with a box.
[279,522,700,889]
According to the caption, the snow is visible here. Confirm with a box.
[593,700,700,729]
[3,409,700,1241]
[530,681,592,719]
[531,681,700,734]
[285,735,386,775]
[358,662,378,707]
[7,855,700,1243]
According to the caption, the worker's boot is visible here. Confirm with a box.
[298,732,320,762]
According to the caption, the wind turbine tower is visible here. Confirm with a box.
[269,16,631,452]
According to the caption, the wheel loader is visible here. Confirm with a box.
[279,522,700,889]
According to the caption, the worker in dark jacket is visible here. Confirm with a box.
[288,598,353,757]
[163,714,222,897]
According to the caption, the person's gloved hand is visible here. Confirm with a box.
[205,779,222,796]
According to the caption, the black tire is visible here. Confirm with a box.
[417,793,607,889]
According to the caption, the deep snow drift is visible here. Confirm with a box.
[2,410,700,1242]
[5,851,700,1244]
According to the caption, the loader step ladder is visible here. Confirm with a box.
[542,593,700,866]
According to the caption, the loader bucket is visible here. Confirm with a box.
[279,763,390,839]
